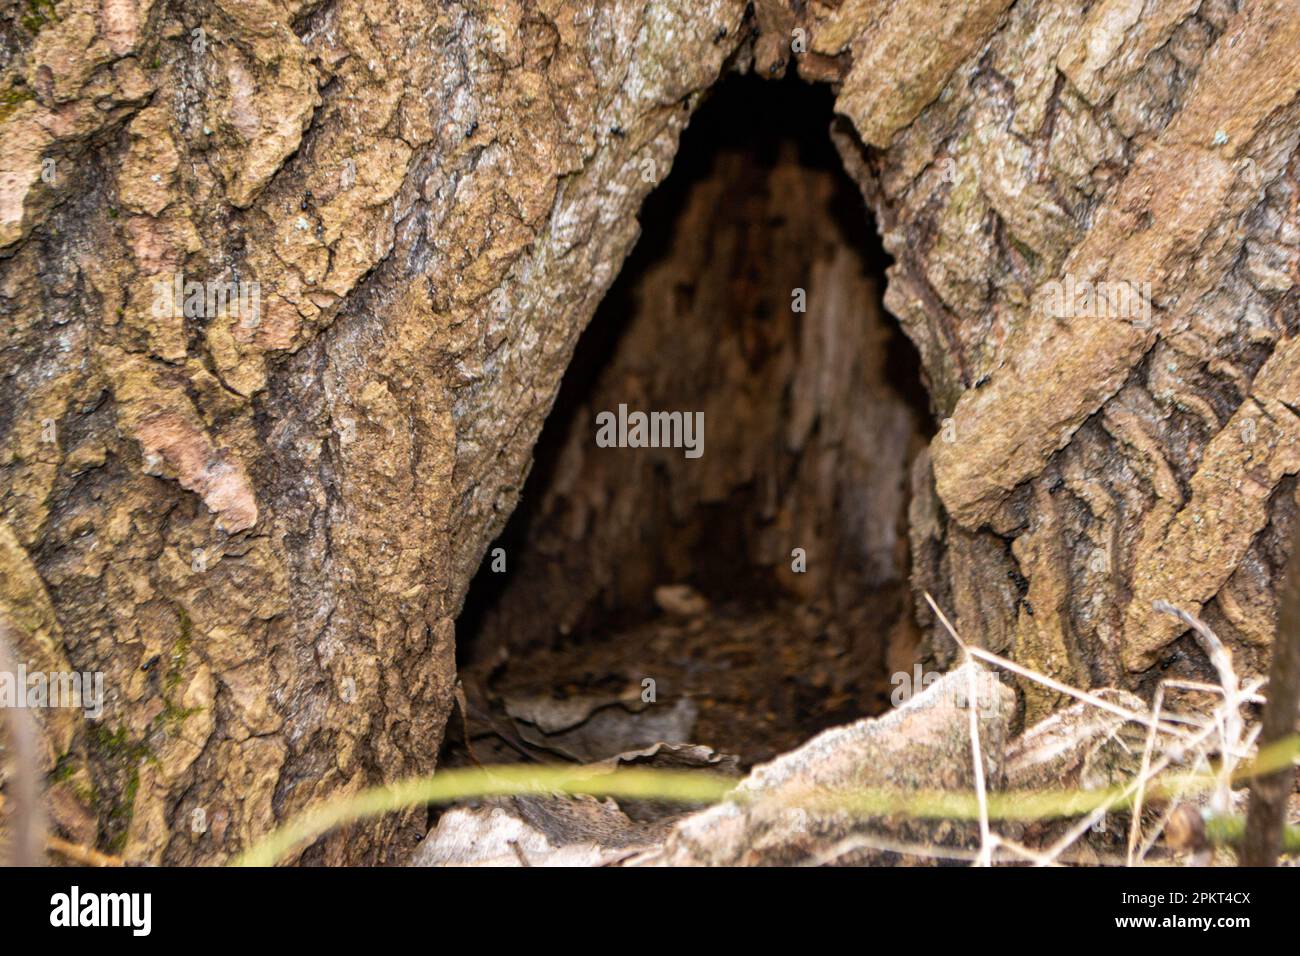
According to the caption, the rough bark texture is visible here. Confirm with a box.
[2,0,1299,864]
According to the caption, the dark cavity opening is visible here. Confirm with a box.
[449,74,931,771]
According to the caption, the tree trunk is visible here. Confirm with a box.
[1,0,1297,863]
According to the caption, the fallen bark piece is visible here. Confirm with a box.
[654,584,711,619]
[593,742,742,777]
[410,797,656,868]
[504,694,699,763]
[636,663,1015,865]
[1005,690,1149,792]
[590,742,744,825]
[411,743,740,866]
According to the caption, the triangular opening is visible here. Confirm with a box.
[449,74,932,770]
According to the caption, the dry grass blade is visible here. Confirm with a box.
[920,592,993,866]
[923,594,1195,740]
[0,793,128,866]
[1153,601,1247,816]
[968,661,992,867]
[1126,683,1166,866]
[922,592,1283,868]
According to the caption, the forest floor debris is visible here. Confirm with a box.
[408,599,1299,868]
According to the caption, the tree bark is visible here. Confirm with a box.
[1243,509,1300,864]
[1,0,1298,863]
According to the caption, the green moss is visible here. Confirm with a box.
[20,0,58,34]
[91,724,152,762]
[0,86,34,123]
[105,766,140,853]
[89,724,152,853]
[49,752,77,783]
[87,608,204,853]
[160,606,202,731]
[166,608,192,693]
[162,698,203,727]
[49,752,99,808]
[1009,236,1039,269]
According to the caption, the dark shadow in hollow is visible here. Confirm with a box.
[450,73,931,768]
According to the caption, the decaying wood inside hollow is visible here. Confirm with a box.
[453,78,927,769]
